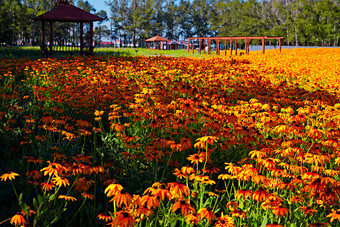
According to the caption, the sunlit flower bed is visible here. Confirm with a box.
[1,48,340,226]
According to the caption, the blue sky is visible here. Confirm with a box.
[87,0,110,16]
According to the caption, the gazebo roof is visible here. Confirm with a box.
[145,35,170,42]
[33,3,104,22]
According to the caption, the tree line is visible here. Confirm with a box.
[0,0,339,47]
[109,0,339,46]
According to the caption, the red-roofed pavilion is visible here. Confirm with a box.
[146,35,170,50]
[34,0,104,57]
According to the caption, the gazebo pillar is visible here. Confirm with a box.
[80,22,84,54]
[261,37,265,54]
[224,39,227,56]
[216,39,220,55]
[203,39,206,53]
[90,21,94,54]
[208,39,211,54]
[278,38,281,52]
[235,39,238,55]
[49,21,53,57]
[199,39,201,54]
[192,39,195,54]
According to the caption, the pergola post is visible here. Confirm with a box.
[224,39,227,56]
[41,21,45,57]
[235,39,238,55]
[203,39,206,53]
[262,37,265,54]
[49,21,53,57]
[208,39,211,54]
[90,21,94,55]
[80,22,84,54]
[192,38,195,54]
[216,39,220,55]
[199,39,202,54]
[279,38,281,52]
[230,39,233,56]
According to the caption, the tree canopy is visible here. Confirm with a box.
[0,0,338,46]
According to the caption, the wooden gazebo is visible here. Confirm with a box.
[146,35,170,50]
[34,0,104,57]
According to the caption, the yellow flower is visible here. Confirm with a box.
[58,195,77,202]
[0,171,19,181]
[10,213,26,226]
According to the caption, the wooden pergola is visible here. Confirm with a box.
[33,0,104,57]
[146,35,171,50]
[187,36,284,55]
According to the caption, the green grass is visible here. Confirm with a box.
[0,46,206,59]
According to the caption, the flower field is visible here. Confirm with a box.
[1,48,340,226]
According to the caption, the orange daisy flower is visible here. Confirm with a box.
[172,199,195,216]
[10,213,26,226]
[40,161,68,177]
[300,205,318,216]
[1,171,19,181]
[326,209,340,223]
[104,180,124,197]
[58,195,77,201]
[185,212,201,225]
[52,176,70,187]
[235,188,252,200]
[97,212,112,222]
[110,189,133,207]
[197,207,216,224]
[168,181,190,199]
[187,153,204,166]
[107,210,136,227]
[252,187,268,203]
[272,205,289,217]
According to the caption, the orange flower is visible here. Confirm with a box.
[194,136,218,149]
[104,181,124,197]
[252,187,268,203]
[187,153,204,166]
[300,205,317,216]
[230,208,246,218]
[168,181,190,199]
[135,203,154,220]
[82,192,94,200]
[10,213,26,226]
[97,212,112,222]
[215,212,234,227]
[41,181,55,191]
[235,189,252,200]
[197,207,216,224]
[0,171,19,181]
[272,205,289,217]
[110,189,133,207]
[185,212,201,225]
[265,223,284,227]
[52,176,70,187]
[107,210,136,227]
[326,209,340,223]
[40,161,68,177]
[140,192,160,209]
[172,199,195,216]
[58,195,77,201]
